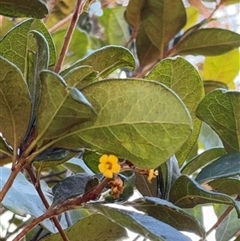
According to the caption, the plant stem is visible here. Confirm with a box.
[0,159,27,202]
[204,205,233,238]
[25,165,70,241]
[54,0,85,73]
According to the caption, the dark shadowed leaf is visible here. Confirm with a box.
[52,173,95,206]
[61,46,135,77]
[146,57,204,165]
[89,205,192,241]
[0,0,48,18]
[54,79,192,169]
[208,178,240,196]
[40,214,128,241]
[33,70,96,144]
[169,175,240,216]
[0,57,31,159]
[181,148,226,175]
[195,153,240,183]
[175,29,240,56]
[214,204,240,241]
[0,167,55,232]
[130,197,205,238]
[196,89,240,153]
[158,155,181,199]
[204,80,228,95]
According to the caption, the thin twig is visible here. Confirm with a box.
[25,165,70,241]
[54,0,85,73]
[49,13,73,34]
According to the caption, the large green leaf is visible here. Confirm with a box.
[146,57,204,165]
[130,197,205,238]
[195,152,240,183]
[0,167,55,232]
[54,79,192,169]
[0,19,55,76]
[61,46,135,77]
[175,29,240,56]
[40,214,128,241]
[203,49,240,89]
[0,57,31,158]
[196,89,240,153]
[181,148,226,175]
[33,70,96,144]
[99,7,130,46]
[214,204,240,241]
[169,175,240,216]
[89,205,191,241]
[0,0,48,18]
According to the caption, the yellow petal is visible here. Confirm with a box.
[99,154,108,164]
[104,169,113,178]
[111,163,121,173]
[98,163,107,173]
[108,154,118,164]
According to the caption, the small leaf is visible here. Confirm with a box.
[214,204,240,241]
[0,167,55,232]
[208,178,240,196]
[83,150,101,173]
[40,214,128,241]
[203,49,240,89]
[0,57,31,158]
[204,80,228,95]
[52,173,95,206]
[61,46,135,77]
[196,89,240,153]
[183,7,199,31]
[34,70,96,143]
[89,205,192,241]
[169,175,240,216]
[195,152,240,183]
[54,79,192,169]
[181,148,226,175]
[175,29,240,56]
[0,0,48,18]
[130,197,205,238]
[146,57,204,165]
[63,157,87,174]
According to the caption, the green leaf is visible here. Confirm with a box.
[214,204,240,241]
[181,148,226,175]
[40,213,128,241]
[195,152,240,183]
[196,89,240,153]
[34,70,96,143]
[146,57,204,165]
[130,197,205,238]
[62,157,87,174]
[0,57,31,158]
[204,80,228,95]
[52,173,95,206]
[0,167,55,232]
[99,7,130,45]
[175,29,240,56]
[0,17,14,38]
[0,0,48,18]
[54,79,192,169]
[0,19,56,76]
[203,49,240,89]
[52,28,88,68]
[0,136,12,157]
[89,205,192,241]
[158,156,181,199]
[208,178,240,196]
[83,150,101,173]
[136,25,160,69]
[169,175,240,216]
[183,7,199,31]
[61,46,135,77]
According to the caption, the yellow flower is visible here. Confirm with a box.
[98,154,121,178]
[148,169,158,182]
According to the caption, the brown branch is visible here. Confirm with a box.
[25,165,70,241]
[54,0,86,73]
